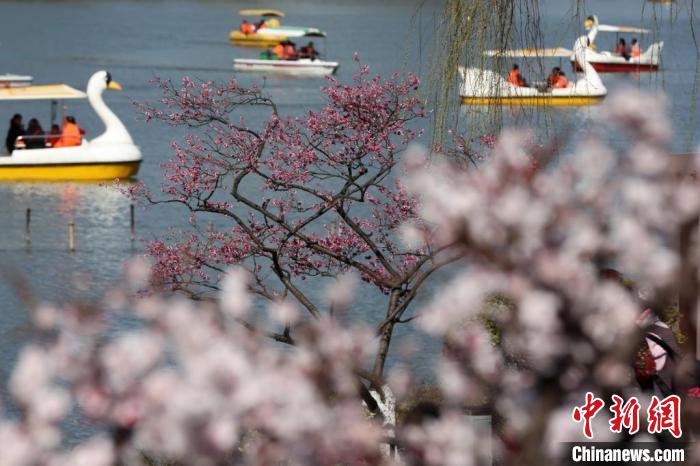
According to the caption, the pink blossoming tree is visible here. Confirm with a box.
[126,66,468,388]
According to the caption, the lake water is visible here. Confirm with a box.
[0,0,698,439]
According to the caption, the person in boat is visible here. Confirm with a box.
[5,113,24,153]
[240,20,256,35]
[272,42,285,59]
[614,38,630,60]
[552,70,570,89]
[507,64,527,87]
[547,67,561,87]
[256,19,267,31]
[25,118,45,149]
[47,124,61,147]
[53,116,83,148]
[299,41,319,60]
[283,40,298,60]
[631,38,641,58]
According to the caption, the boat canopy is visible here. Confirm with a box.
[239,9,285,17]
[596,24,650,34]
[484,47,573,58]
[584,15,650,34]
[0,84,87,101]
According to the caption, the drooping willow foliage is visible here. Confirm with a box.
[416,0,699,151]
[425,0,544,143]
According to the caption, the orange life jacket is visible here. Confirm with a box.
[631,44,641,57]
[507,70,522,87]
[53,122,82,148]
[283,45,296,60]
[553,75,569,89]
[272,44,285,59]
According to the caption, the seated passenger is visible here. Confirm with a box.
[299,41,319,60]
[53,116,82,148]
[283,40,297,60]
[631,38,641,58]
[614,38,630,60]
[25,118,45,149]
[272,42,285,59]
[256,20,267,30]
[507,64,527,87]
[47,124,61,147]
[552,70,570,89]
[5,113,24,153]
[547,67,561,87]
[240,20,255,35]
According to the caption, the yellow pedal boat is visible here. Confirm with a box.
[460,35,607,106]
[229,9,326,47]
[0,71,141,181]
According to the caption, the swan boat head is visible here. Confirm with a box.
[572,36,607,96]
[86,70,138,150]
[584,15,600,44]
[584,15,600,30]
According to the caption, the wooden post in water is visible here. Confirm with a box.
[24,208,31,246]
[207,221,214,248]
[130,204,135,242]
[68,221,75,252]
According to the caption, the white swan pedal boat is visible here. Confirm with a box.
[0,71,141,181]
[233,57,339,76]
[460,36,606,106]
[0,74,32,88]
[575,15,663,72]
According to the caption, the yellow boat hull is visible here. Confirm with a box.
[461,95,605,106]
[0,161,141,181]
[229,31,286,47]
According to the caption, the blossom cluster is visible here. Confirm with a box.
[0,263,493,465]
[404,88,700,462]
[1,266,388,465]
